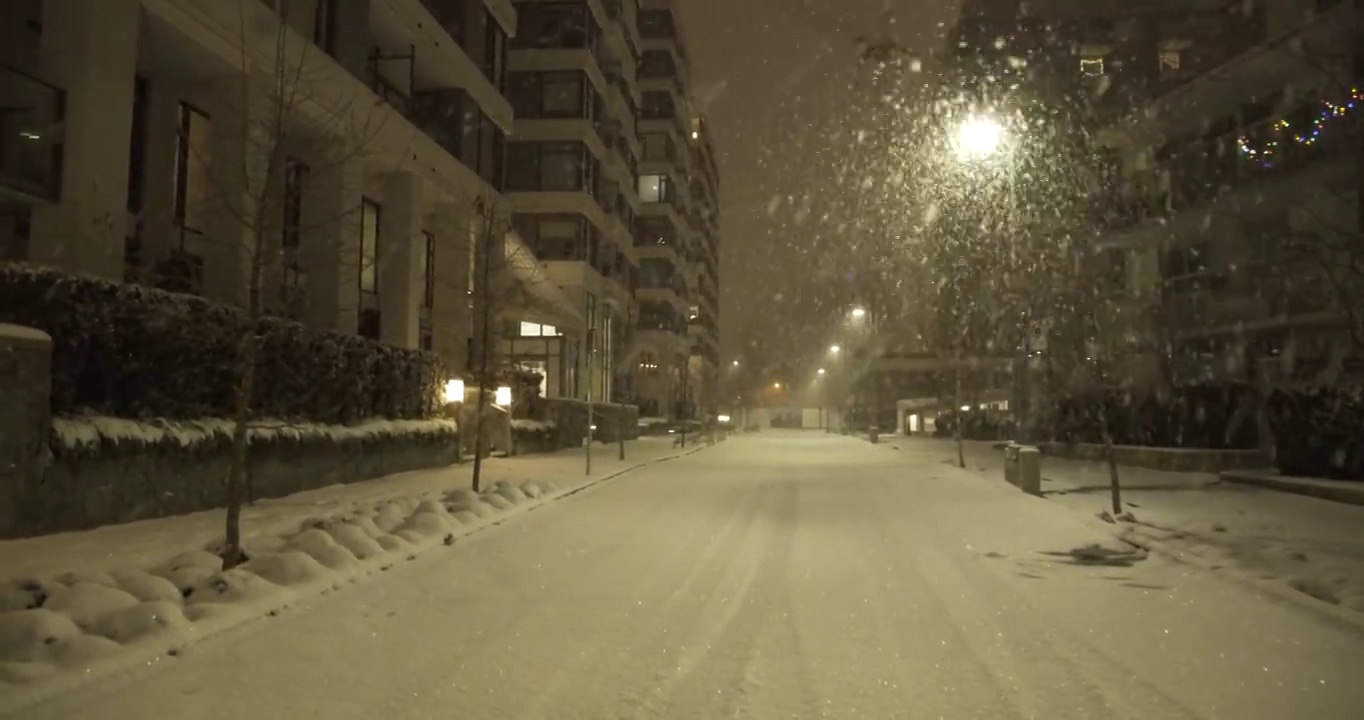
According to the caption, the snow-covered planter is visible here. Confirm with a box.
[0,263,446,423]
[3,415,460,539]
[511,418,557,455]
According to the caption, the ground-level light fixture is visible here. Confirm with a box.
[443,379,465,404]
[717,414,731,423]
[960,405,971,412]
[495,386,513,406]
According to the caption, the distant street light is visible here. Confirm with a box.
[953,114,1005,162]
[773,382,782,389]
[732,359,739,367]
[850,307,867,318]
[829,344,841,354]
[817,368,826,375]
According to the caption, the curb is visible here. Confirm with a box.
[0,443,712,718]
[1220,470,1364,507]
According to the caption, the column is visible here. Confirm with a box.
[28,0,140,280]
[431,203,475,373]
[378,172,423,348]
[200,74,271,308]
[301,152,364,334]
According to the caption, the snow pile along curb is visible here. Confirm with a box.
[0,476,562,714]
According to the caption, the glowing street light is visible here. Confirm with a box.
[953,114,1005,161]
[817,368,826,375]
[442,378,465,404]
[495,386,513,406]
[732,359,740,367]
[829,344,841,354]
[773,382,782,389]
[850,307,867,319]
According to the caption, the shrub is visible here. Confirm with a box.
[1268,385,1364,480]
[1050,383,1258,450]
[0,263,445,423]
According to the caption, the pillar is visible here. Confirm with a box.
[200,74,273,308]
[430,203,475,373]
[378,172,423,348]
[28,0,140,280]
[301,152,363,334]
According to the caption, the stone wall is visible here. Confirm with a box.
[3,421,460,539]
[1040,441,1270,473]
[0,325,52,538]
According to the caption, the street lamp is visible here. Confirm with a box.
[850,307,867,319]
[953,114,1005,162]
[829,344,841,354]
[817,368,826,375]
[773,382,782,389]
[732,359,739,367]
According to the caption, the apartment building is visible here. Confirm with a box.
[0,0,580,380]
[504,0,720,417]
[1089,0,1362,390]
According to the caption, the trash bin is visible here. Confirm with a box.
[869,426,879,444]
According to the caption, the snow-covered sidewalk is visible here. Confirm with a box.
[886,437,1364,619]
[0,437,696,712]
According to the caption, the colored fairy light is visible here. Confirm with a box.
[1235,87,1360,165]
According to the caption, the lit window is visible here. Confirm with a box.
[518,322,560,337]
[1079,57,1104,76]
[638,174,669,203]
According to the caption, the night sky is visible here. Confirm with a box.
[679,0,961,375]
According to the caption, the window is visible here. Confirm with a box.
[483,9,508,89]
[426,0,467,46]
[420,230,436,309]
[358,199,382,338]
[419,230,435,350]
[282,158,308,298]
[542,72,584,116]
[1079,56,1104,76]
[359,199,381,294]
[172,102,210,250]
[638,173,671,203]
[638,9,674,38]
[313,0,338,55]
[516,3,594,48]
[638,50,675,79]
[541,216,584,259]
[641,90,674,119]
[519,321,559,337]
[642,132,672,161]
[506,142,588,192]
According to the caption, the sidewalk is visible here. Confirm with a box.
[886,436,1364,617]
[0,437,696,709]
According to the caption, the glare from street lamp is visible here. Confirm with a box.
[850,307,867,318]
[954,115,1005,161]
[817,368,826,375]
[829,344,841,354]
[732,359,739,367]
[773,382,782,389]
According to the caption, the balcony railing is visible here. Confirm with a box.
[0,64,64,201]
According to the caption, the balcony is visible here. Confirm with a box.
[0,64,64,203]
[1101,91,1360,236]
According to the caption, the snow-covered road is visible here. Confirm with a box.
[22,432,1364,719]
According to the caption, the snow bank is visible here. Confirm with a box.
[50,415,459,453]
[0,323,50,343]
[0,475,567,704]
[895,437,1364,620]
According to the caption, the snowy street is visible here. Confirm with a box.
[18,432,1364,719]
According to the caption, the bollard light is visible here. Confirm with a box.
[443,379,465,404]
[495,386,513,406]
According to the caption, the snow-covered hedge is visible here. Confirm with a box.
[51,415,459,455]
[0,263,446,423]
[1269,385,1364,480]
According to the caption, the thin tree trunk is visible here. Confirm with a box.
[954,352,965,468]
[1099,403,1122,515]
[471,211,495,494]
[223,218,267,570]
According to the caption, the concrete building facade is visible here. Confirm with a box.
[0,0,581,383]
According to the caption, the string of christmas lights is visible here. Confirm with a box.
[1235,86,1359,166]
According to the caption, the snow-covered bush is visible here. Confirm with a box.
[0,263,445,423]
[1269,385,1364,480]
